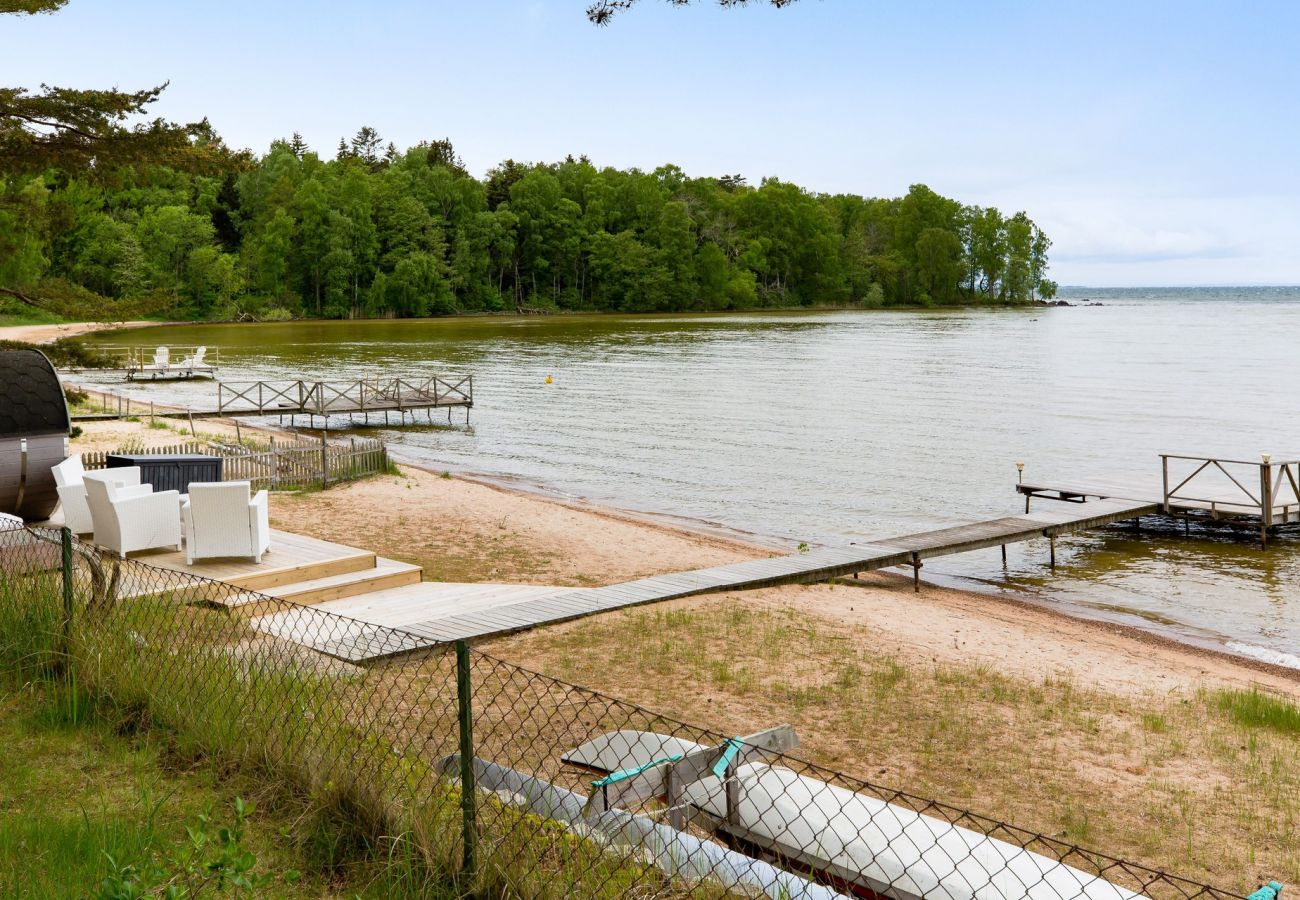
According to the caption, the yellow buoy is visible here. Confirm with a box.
[545,375,553,384]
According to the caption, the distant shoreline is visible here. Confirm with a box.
[7,301,1062,342]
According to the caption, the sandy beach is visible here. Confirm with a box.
[0,320,157,345]
[61,406,1300,885]
[68,413,1299,699]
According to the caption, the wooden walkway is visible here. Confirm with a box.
[250,497,1155,664]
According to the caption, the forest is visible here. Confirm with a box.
[0,129,1057,321]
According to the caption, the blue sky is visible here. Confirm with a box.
[7,0,1298,286]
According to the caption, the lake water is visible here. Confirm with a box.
[79,287,1300,666]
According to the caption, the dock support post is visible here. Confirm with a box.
[1001,544,1007,567]
[1260,462,1273,549]
[910,553,922,592]
[1049,536,1056,571]
[1024,494,1031,513]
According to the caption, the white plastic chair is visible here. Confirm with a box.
[152,346,170,369]
[52,455,99,534]
[182,481,270,565]
[178,346,208,370]
[83,469,181,558]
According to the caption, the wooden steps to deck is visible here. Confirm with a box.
[257,556,422,606]
[121,530,423,612]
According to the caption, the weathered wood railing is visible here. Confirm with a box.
[1161,453,1300,543]
[218,375,472,415]
[82,436,389,491]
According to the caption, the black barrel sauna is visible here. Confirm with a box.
[0,349,72,521]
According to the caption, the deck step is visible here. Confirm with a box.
[228,548,376,592]
[257,556,423,606]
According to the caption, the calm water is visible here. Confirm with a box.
[80,287,1300,665]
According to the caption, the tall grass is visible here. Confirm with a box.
[0,567,65,680]
[1214,688,1300,734]
[0,537,703,898]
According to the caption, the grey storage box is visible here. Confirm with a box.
[105,453,224,494]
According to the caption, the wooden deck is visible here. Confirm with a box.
[244,498,1155,664]
[125,529,375,591]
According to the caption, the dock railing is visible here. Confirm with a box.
[0,520,1258,900]
[218,375,473,415]
[1160,453,1300,540]
[90,345,221,374]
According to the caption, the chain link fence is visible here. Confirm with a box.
[0,521,1268,900]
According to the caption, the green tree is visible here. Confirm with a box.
[914,227,965,305]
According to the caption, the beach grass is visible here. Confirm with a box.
[0,556,704,898]
[1214,687,1300,735]
[0,677,453,898]
[491,600,1300,889]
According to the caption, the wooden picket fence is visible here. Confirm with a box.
[81,436,390,491]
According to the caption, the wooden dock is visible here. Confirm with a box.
[246,497,1155,663]
[1019,453,1300,546]
[215,375,473,426]
[101,451,1292,665]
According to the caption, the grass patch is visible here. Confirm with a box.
[0,544,701,898]
[491,600,1300,889]
[0,681,380,898]
[1214,688,1300,734]
[0,305,64,326]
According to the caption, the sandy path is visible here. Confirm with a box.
[0,321,158,345]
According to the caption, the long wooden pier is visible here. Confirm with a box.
[252,497,1155,663]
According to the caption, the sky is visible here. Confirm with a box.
[7,0,1299,287]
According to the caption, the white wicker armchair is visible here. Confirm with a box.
[181,481,270,565]
[52,454,105,534]
[83,469,182,558]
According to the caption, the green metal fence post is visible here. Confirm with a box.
[455,639,477,883]
[60,527,73,659]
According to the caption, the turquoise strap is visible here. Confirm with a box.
[1248,882,1283,900]
[711,737,745,779]
[591,753,683,789]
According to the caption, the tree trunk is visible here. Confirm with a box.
[0,286,44,309]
